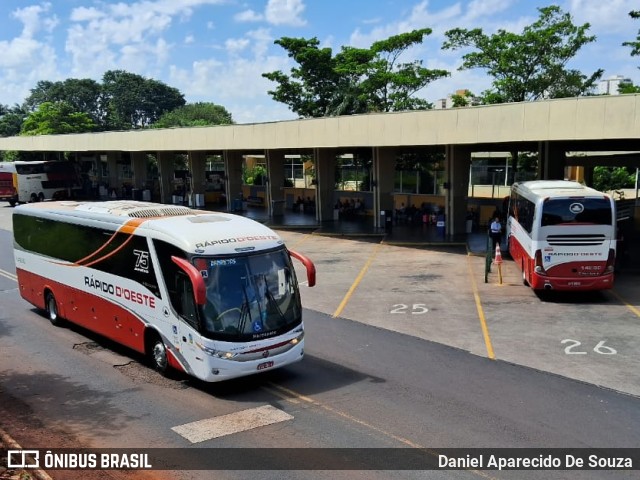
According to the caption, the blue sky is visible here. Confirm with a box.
[0,0,638,124]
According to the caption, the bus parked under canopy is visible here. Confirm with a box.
[506,180,616,292]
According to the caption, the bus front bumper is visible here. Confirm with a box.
[198,339,304,382]
[530,273,614,291]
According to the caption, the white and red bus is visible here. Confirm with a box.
[0,160,81,206]
[506,180,616,291]
[13,200,316,382]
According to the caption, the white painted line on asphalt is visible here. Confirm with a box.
[171,405,294,444]
[0,268,17,282]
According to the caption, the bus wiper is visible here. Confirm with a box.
[261,276,286,324]
[237,282,252,334]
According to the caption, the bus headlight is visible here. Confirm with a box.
[199,344,238,359]
[290,331,304,345]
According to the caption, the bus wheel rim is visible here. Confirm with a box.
[153,342,167,370]
[48,296,57,320]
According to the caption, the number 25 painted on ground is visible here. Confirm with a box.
[390,304,429,314]
[561,339,617,355]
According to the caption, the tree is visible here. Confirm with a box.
[24,79,102,127]
[152,102,234,128]
[592,166,636,192]
[263,29,449,117]
[450,89,475,107]
[623,10,640,60]
[101,70,185,129]
[0,104,26,137]
[20,101,96,136]
[618,80,640,94]
[442,6,602,103]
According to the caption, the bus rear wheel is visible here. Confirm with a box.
[45,291,63,326]
[149,334,169,375]
[30,193,38,203]
[38,192,45,202]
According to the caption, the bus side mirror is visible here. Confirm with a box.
[171,256,206,306]
[288,249,316,287]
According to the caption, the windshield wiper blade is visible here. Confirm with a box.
[261,275,286,323]
[237,281,252,334]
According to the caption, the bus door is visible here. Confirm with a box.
[174,272,205,376]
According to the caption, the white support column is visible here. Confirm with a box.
[131,151,147,190]
[265,150,286,217]
[156,151,174,204]
[372,147,396,229]
[445,145,472,237]
[314,148,336,222]
[223,151,243,212]
[106,151,120,196]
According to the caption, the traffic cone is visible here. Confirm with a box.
[494,244,503,265]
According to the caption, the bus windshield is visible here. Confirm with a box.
[195,248,301,341]
[541,198,612,227]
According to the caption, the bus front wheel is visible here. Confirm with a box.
[45,292,63,326]
[149,335,169,375]
[522,262,529,286]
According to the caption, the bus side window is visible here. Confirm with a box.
[176,273,199,330]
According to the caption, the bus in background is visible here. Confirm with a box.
[13,201,316,382]
[506,180,616,291]
[0,160,81,206]
[0,163,16,205]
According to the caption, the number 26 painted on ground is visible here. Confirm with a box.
[390,304,429,314]
[561,339,617,355]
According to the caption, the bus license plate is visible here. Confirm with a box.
[257,361,274,371]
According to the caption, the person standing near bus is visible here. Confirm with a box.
[489,217,502,251]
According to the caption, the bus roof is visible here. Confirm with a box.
[512,180,608,199]
[14,200,285,255]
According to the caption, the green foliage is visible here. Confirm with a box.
[152,102,234,128]
[443,6,602,103]
[243,165,267,185]
[592,166,636,192]
[21,71,189,131]
[101,70,185,129]
[618,80,640,93]
[263,29,448,117]
[20,101,96,135]
[623,10,640,59]
[24,79,102,126]
[0,105,26,137]
[450,90,474,107]
[517,152,538,173]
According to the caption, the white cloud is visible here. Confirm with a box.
[265,0,307,27]
[168,26,294,122]
[225,37,251,54]
[64,0,226,77]
[235,9,263,22]
[184,34,195,44]
[464,0,513,23]
[13,2,59,37]
[569,0,638,33]
[0,3,60,105]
